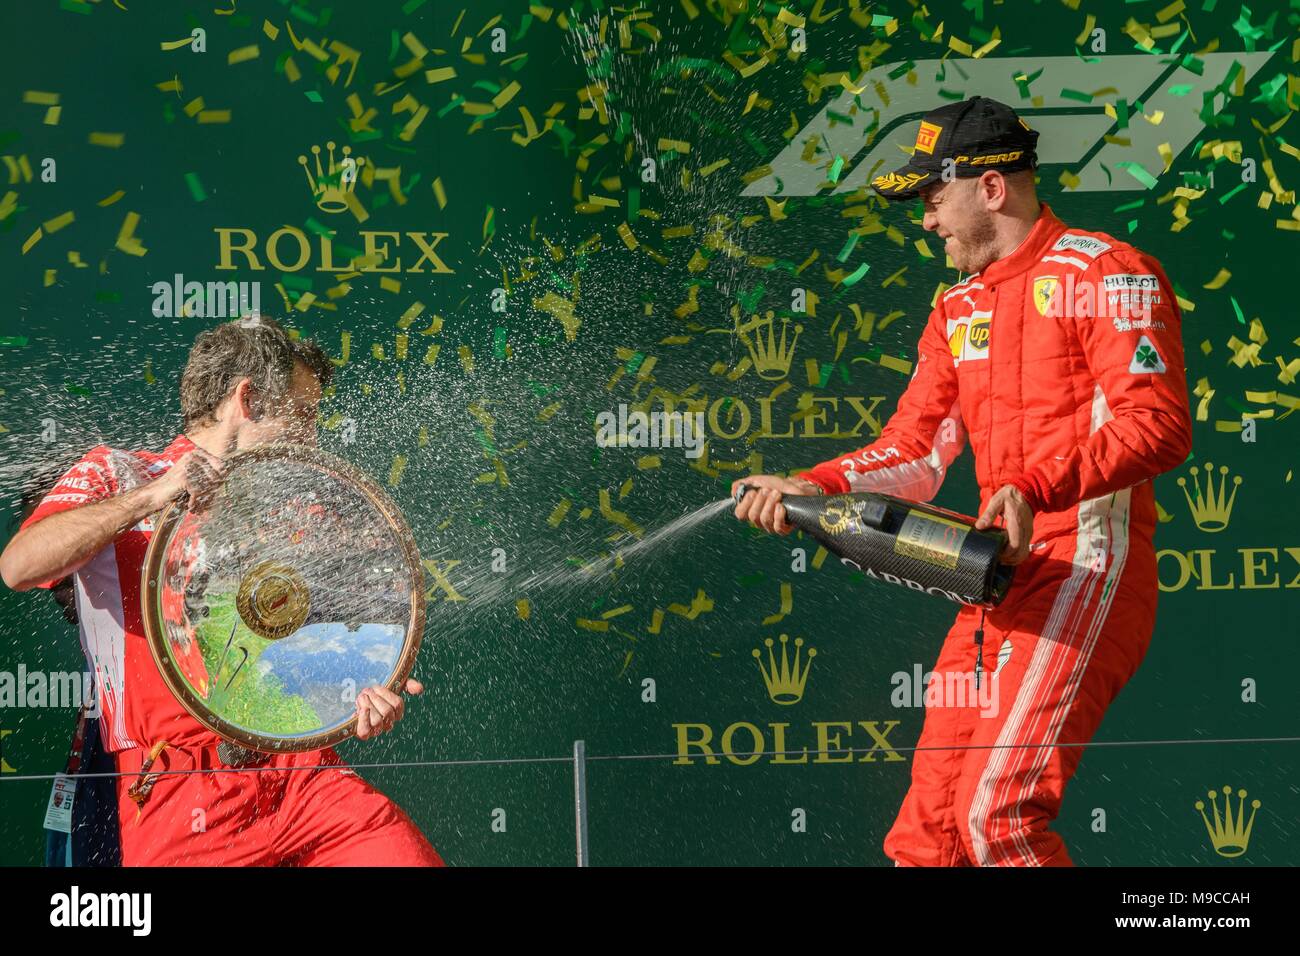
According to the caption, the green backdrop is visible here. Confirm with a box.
[1,0,1296,865]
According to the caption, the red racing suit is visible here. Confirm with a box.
[798,205,1192,866]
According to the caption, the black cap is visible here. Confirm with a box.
[870,96,1039,199]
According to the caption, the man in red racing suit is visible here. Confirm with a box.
[2,317,442,866]
[733,97,1192,865]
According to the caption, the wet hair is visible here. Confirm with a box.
[179,316,333,428]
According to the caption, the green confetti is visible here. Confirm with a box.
[836,233,860,262]
[183,172,207,203]
[437,95,466,118]
[1115,161,1158,189]
[493,327,508,358]
[1218,182,1248,204]
[1230,296,1244,325]
[0,336,29,347]
[1060,88,1094,103]
[65,383,91,396]
[304,90,324,103]
[737,283,764,313]
[59,0,92,13]
[842,262,870,286]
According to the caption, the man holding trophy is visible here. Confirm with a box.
[1,317,442,867]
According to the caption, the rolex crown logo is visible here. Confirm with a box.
[753,633,816,705]
[736,311,802,381]
[297,141,365,214]
[1177,462,1241,533]
[1195,785,1261,858]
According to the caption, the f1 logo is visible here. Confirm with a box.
[743,52,1275,196]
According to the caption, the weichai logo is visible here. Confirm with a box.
[743,53,1274,197]
[672,634,905,766]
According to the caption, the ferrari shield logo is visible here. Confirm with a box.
[1033,276,1059,316]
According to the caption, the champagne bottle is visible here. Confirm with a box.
[734,485,1015,607]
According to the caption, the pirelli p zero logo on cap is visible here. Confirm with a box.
[914,121,941,155]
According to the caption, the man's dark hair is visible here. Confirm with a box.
[179,316,333,428]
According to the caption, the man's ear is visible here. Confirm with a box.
[981,170,1008,211]
[231,377,261,421]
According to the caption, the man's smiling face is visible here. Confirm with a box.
[919,178,1000,275]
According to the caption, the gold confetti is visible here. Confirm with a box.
[761,582,792,625]
[388,455,407,487]
[599,488,644,538]
[115,211,146,256]
[42,211,74,233]
[88,132,125,147]
[1202,268,1231,290]
[547,499,572,527]
[227,45,260,65]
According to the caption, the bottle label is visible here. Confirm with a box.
[895,509,968,569]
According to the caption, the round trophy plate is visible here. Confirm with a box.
[140,444,425,753]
